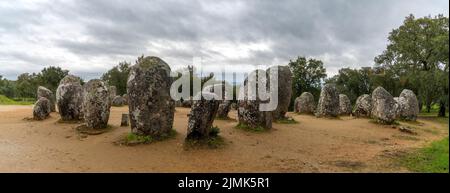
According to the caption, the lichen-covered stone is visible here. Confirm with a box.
[339,94,352,115]
[33,97,52,120]
[237,70,272,129]
[203,83,232,119]
[267,65,292,120]
[112,96,126,107]
[122,94,129,105]
[294,92,315,114]
[56,75,83,121]
[37,86,56,112]
[186,92,220,139]
[127,56,175,137]
[371,87,396,124]
[397,89,419,121]
[109,86,117,101]
[82,79,110,129]
[353,94,372,117]
[316,84,339,117]
[121,113,129,127]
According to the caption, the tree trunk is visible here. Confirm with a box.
[426,103,431,113]
[418,100,423,112]
[438,101,446,117]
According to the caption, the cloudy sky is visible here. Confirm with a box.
[0,0,448,81]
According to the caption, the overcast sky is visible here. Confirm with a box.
[0,0,448,81]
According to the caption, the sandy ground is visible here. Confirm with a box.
[0,105,447,173]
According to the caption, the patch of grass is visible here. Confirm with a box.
[369,119,400,126]
[235,122,267,132]
[392,134,420,141]
[397,137,449,173]
[0,95,35,105]
[118,129,177,146]
[275,117,298,124]
[184,126,225,149]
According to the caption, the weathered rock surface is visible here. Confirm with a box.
[371,87,396,124]
[217,100,232,119]
[237,70,272,129]
[56,75,83,121]
[37,86,56,112]
[109,86,117,101]
[127,56,175,137]
[112,96,126,107]
[186,92,220,139]
[397,89,419,121]
[121,113,129,127]
[33,97,52,120]
[316,84,339,117]
[82,79,110,129]
[267,65,292,120]
[203,83,232,119]
[353,94,372,117]
[122,94,129,105]
[294,92,315,114]
[339,94,352,115]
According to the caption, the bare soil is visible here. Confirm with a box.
[0,105,447,172]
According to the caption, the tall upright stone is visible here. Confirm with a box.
[371,87,396,124]
[316,84,339,117]
[294,92,315,114]
[203,83,232,119]
[397,89,419,121]
[353,94,372,117]
[127,56,175,137]
[339,94,352,115]
[82,79,110,129]
[109,86,117,101]
[37,86,56,112]
[267,65,292,120]
[237,70,272,129]
[56,75,83,121]
[186,92,220,139]
[33,97,52,120]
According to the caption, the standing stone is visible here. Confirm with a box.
[109,86,117,101]
[112,96,126,107]
[316,84,339,117]
[127,56,175,137]
[339,94,352,115]
[396,89,419,121]
[37,86,56,112]
[82,79,110,129]
[186,92,220,139]
[33,97,52,120]
[121,113,129,127]
[56,75,83,121]
[181,97,193,108]
[294,92,316,114]
[122,94,129,105]
[371,87,396,124]
[237,70,272,129]
[267,65,292,120]
[353,94,372,117]
[203,83,232,119]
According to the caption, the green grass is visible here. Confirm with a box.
[397,137,449,173]
[120,129,177,146]
[0,95,35,105]
[184,126,225,149]
[275,117,298,124]
[235,122,267,132]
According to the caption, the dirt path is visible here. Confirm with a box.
[0,105,447,172]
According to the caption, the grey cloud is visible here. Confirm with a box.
[0,0,448,80]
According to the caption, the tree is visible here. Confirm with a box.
[16,73,38,98]
[36,66,69,94]
[375,14,449,116]
[288,56,327,109]
[326,67,372,103]
[101,62,131,96]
